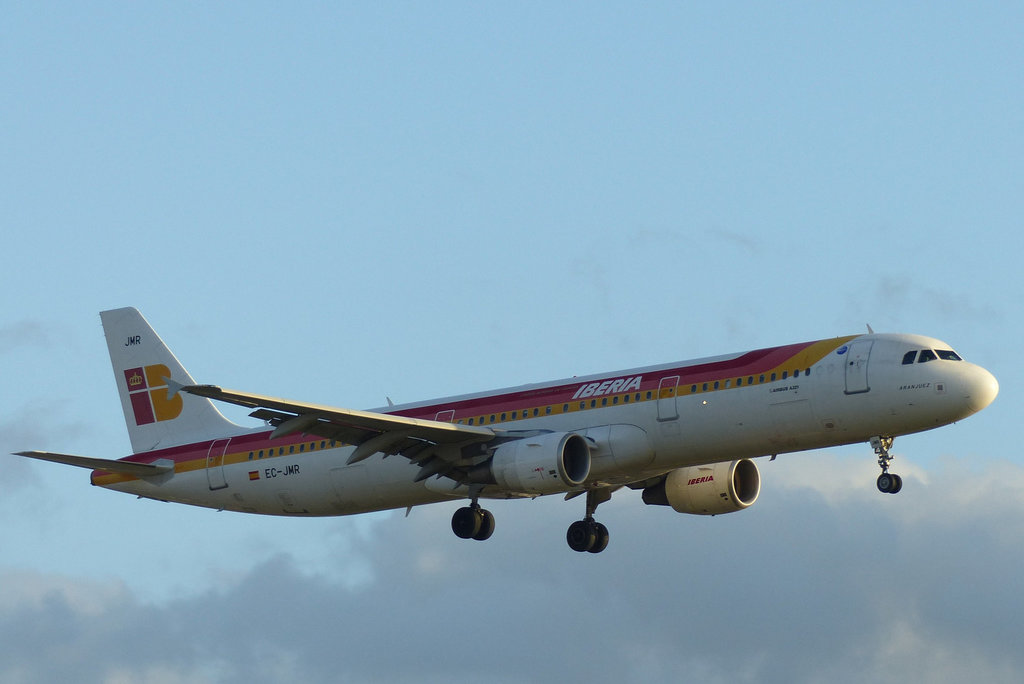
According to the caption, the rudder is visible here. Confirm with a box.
[101,307,243,453]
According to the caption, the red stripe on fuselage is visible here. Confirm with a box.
[93,337,851,483]
[389,340,819,420]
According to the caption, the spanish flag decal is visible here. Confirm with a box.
[248,471,260,481]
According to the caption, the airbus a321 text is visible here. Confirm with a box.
[15,308,998,553]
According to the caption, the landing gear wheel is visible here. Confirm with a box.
[567,519,597,552]
[588,522,610,554]
[452,504,495,541]
[876,472,904,494]
[473,509,495,541]
[451,506,482,539]
[567,488,615,554]
[871,436,903,495]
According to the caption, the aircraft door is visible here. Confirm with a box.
[844,340,873,395]
[206,438,230,490]
[657,376,680,421]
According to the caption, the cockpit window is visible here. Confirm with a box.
[904,348,964,364]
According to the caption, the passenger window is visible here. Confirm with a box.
[902,351,917,365]
[468,418,474,425]
[937,350,962,361]
[918,350,937,363]
[771,373,777,381]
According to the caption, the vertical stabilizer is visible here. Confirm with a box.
[101,308,244,453]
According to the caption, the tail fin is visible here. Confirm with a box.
[101,307,244,453]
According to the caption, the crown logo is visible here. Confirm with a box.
[128,371,144,388]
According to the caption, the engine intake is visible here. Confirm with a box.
[643,459,760,515]
[488,432,591,495]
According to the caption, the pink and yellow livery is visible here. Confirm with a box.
[15,308,998,553]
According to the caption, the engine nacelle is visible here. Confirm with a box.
[489,432,591,495]
[643,459,761,515]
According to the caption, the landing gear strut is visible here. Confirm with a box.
[871,436,903,494]
[566,489,612,553]
[452,500,495,541]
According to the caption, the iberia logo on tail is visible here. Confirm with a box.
[124,364,182,425]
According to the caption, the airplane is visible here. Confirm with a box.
[14,308,999,553]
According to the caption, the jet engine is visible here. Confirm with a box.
[487,431,591,495]
[642,459,760,515]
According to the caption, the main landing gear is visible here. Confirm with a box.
[451,500,495,541]
[871,436,903,494]
[450,488,616,553]
[566,489,612,554]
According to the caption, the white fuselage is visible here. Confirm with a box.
[95,333,998,516]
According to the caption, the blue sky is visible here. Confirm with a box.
[2,3,1022,683]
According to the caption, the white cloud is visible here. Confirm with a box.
[5,453,1023,684]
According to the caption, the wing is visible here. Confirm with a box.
[180,384,498,483]
[14,451,174,477]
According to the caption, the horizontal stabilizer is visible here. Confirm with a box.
[13,451,174,477]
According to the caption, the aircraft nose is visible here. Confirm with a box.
[963,364,999,413]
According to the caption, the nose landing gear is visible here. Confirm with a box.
[871,436,903,494]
